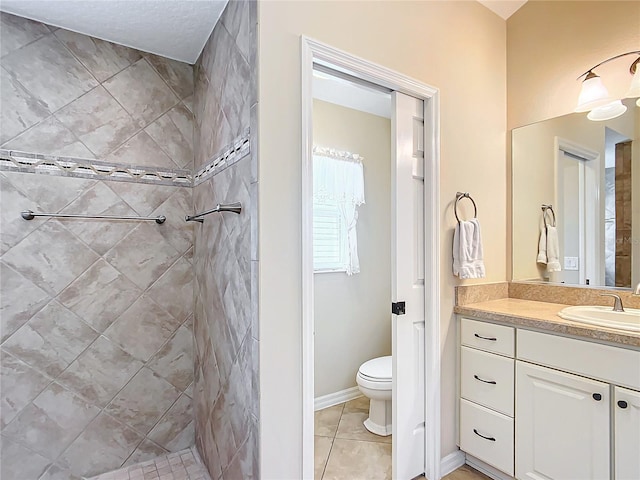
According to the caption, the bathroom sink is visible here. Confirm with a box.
[558,306,640,332]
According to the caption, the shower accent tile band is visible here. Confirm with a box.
[0,149,192,187]
[193,128,250,186]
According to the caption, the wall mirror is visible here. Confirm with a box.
[512,98,638,289]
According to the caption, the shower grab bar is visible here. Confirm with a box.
[185,202,242,223]
[21,210,166,224]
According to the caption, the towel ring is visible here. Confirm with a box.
[541,204,556,228]
[455,192,477,222]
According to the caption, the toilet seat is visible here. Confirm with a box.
[356,373,391,391]
[357,356,392,390]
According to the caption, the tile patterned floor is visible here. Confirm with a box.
[314,397,490,480]
[87,447,211,480]
[315,397,392,480]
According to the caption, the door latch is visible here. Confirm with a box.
[391,301,406,315]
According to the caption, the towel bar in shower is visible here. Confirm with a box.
[185,202,242,223]
[454,192,477,222]
[21,210,166,224]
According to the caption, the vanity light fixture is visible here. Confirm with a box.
[575,51,640,121]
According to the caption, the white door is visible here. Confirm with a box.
[555,150,585,284]
[516,362,610,480]
[392,91,425,479]
[553,141,602,286]
[614,386,640,480]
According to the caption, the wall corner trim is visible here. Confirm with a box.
[441,450,466,477]
[314,387,362,411]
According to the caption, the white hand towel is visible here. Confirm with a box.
[545,225,561,272]
[453,218,486,279]
[537,224,548,264]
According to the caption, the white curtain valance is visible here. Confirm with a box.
[312,147,365,207]
[313,146,364,163]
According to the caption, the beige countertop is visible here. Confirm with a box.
[454,298,640,348]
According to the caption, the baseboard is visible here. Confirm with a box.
[440,450,466,477]
[314,386,362,411]
[465,454,514,480]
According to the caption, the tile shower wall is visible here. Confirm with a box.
[605,167,616,286]
[192,1,259,479]
[194,0,253,170]
[615,141,632,287]
[0,13,194,170]
[0,13,195,479]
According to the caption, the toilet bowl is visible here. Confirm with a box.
[356,355,392,436]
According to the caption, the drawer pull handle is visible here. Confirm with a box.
[474,333,497,341]
[592,393,602,401]
[473,374,497,385]
[473,429,496,442]
[618,400,628,409]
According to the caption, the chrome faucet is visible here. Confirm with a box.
[600,293,625,312]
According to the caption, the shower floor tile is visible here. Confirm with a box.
[87,447,211,480]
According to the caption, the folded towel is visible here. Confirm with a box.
[545,226,561,272]
[537,222,561,273]
[453,218,486,279]
[537,224,548,264]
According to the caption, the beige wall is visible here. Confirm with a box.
[258,1,506,477]
[312,100,392,398]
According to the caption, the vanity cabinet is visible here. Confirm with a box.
[614,387,640,480]
[458,316,640,480]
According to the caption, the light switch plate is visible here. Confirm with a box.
[564,256,579,270]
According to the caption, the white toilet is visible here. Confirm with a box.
[356,355,392,436]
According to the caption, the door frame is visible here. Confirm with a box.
[554,137,601,285]
[301,36,441,479]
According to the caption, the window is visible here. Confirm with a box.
[312,148,365,274]
[313,199,347,272]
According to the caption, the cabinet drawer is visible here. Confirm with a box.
[518,329,640,390]
[461,346,514,416]
[461,318,514,357]
[460,398,514,476]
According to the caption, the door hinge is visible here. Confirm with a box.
[392,301,406,315]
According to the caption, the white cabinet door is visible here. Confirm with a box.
[614,386,640,480]
[516,361,610,480]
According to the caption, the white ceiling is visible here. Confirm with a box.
[0,0,228,64]
[477,0,528,19]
